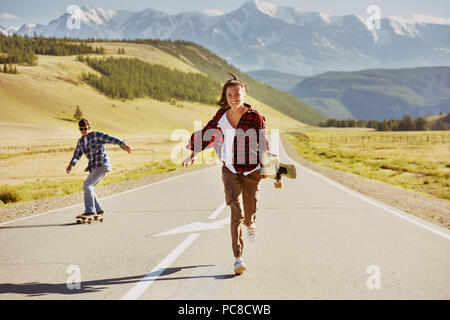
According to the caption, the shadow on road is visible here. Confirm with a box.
[0,223,78,229]
[0,265,235,298]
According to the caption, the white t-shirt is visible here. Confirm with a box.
[83,137,88,153]
[217,110,261,176]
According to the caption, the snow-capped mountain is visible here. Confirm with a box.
[0,25,7,35]
[0,25,20,36]
[10,0,450,75]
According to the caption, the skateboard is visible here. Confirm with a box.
[261,152,297,188]
[76,213,104,224]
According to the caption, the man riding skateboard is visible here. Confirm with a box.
[66,119,132,221]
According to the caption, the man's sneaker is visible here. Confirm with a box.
[234,258,247,275]
[247,224,257,242]
[84,212,96,216]
[97,211,104,216]
[76,213,95,219]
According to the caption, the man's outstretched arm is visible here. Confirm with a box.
[97,131,132,153]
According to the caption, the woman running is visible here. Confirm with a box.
[182,73,268,275]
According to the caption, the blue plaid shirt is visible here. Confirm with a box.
[70,131,125,172]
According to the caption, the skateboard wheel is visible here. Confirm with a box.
[100,218,103,222]
[77,220,81,224]
[87,219,92,224]
[94,216,98,220]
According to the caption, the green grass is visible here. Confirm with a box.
[0,159,183,206]
[284,131,450,200]
[0,138,221,206]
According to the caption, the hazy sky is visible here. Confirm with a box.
[1,0,449,28]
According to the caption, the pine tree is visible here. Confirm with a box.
[399,115,414,131]
[73,105,83,121]
[377,119,389,131]
[414,117,428,131]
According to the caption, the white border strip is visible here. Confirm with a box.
[121,233,199,300]
[280,138,450,240]
[0,166,218,227]
[208,202,226,220]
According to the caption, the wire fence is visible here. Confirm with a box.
[298,133,450,145]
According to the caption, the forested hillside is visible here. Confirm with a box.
[120,39,328,125]
[79,56,221,103]
[0,34,105,65]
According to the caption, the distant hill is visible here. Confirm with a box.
[424,113,446,123]
[290,67,450,120]
[425,113,450,129]
[124,39,327,125]
[0,40,310,138]
[247,69,306,91]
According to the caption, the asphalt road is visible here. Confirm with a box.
[0,141,449,300]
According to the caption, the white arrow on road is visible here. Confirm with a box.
[149,217,230,237]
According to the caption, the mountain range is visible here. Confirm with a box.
[289,67,450,120]
[248,69,306,91]
[4,0,450,76]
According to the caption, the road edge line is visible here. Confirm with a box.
[280,138,450,240]
[0,166,218,227]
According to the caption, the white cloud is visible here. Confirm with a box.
[202,9,225,16]
[0,13,19,20]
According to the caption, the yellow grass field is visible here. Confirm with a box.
[284,129,450,200]
[0,42,307,206]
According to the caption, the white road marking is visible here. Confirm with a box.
[121,233,200,300]
[0,203,83,227]
[280,138,450,240]
[208,202,226,220]
[149,217,229,237]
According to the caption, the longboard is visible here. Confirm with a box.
[76,214,104,224]
[261,152,297,188]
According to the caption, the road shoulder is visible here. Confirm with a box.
[0,164,215,224]
[281,134,450,230]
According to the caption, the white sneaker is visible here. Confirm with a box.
[247,224,257,242]
[234,258,247,275]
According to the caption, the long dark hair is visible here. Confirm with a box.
[216,72,249,107]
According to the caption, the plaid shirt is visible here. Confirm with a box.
[70,131,125,172]
[187,103,269,173]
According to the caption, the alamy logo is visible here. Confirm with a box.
[66,5,81,30]
[169,121,278,166]
[366,265,381,289]
[66,265,81,290]
[366,5,381,30]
